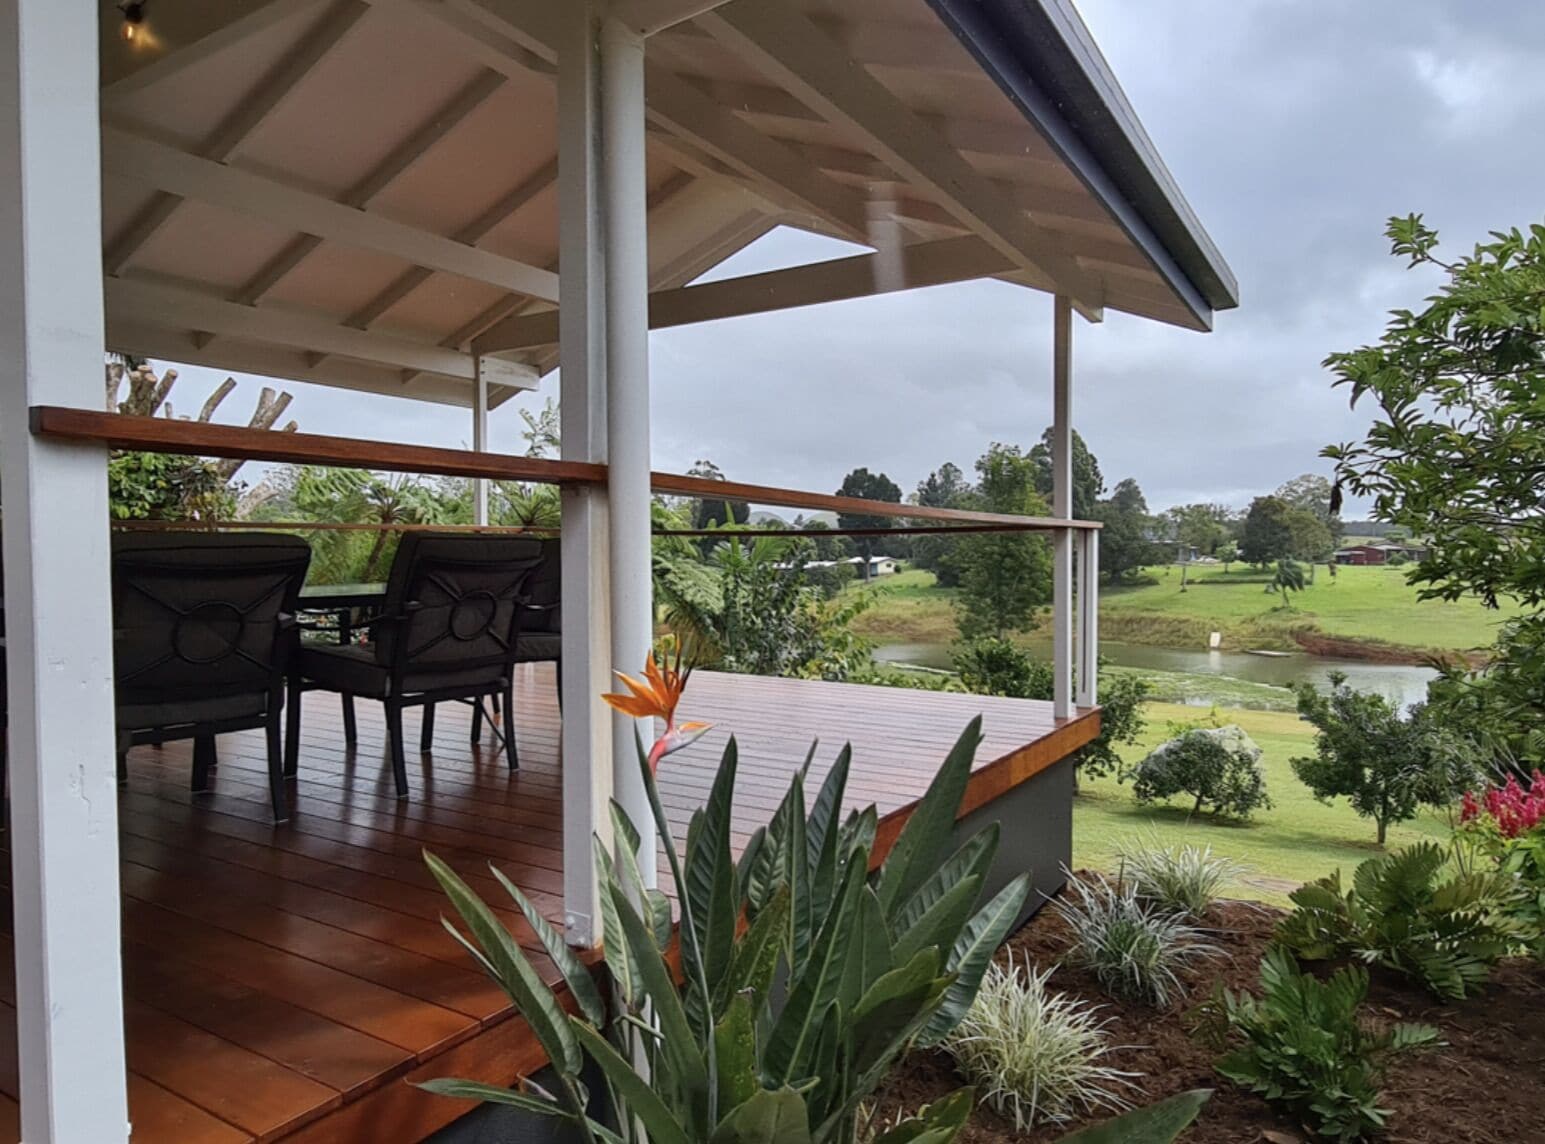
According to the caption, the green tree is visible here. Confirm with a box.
[1162,502,1235,558]
[1290,673,1477,845]
[1029,426,1104,519]
[1275,473,1344,542]
[1092,477,1159,583]
[1324,215,1545,766]
[836,466,903,578]
[1269,558,1307,606]
[954,444,1051,638]
[1239,495,1295,566]
[911,461,974,587]
[1217,540,1239,572]
[687,458,750,532]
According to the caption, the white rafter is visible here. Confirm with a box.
[610,0,735,37]
[103,0,369,275]
[474,233,1013,353]
[102,126,561,302]
[698,4,1104,317]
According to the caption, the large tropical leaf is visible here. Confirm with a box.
[571,1019,693,1144]
[839,887,895,1010]
[424,852,581,1077]
[720,886,791,1009]
[849,948,948,1074]
[715,993,760,1115]
[918,873,1030,1047]
[876,719,983,919]
[890,874,982,969]
[592,839,643,1009]
[889,826,1000,940]
[709,1087,813,1144]
[686,738,740,996]
[870,1087,974,1144]
[1051,1089,1212,1143]
[489,866,606,1027]
[415,1078,570,1120]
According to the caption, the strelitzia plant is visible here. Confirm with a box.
[420,650,1030,1144]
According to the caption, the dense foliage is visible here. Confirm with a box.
[1117,841,1245,921]
[425,718,1029,1144]
[107,450,234,521]
[654,532,872,681]
[1290,673,1479,844]
[953,444,1052,638]
[1130,725,1271,820]
[1324,216,1545,766]
[1276,843,1519,1000]
[1193,947,1439,1143]
[949,638,1148,781]
[1457,772,1545,958]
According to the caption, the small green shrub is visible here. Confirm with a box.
[1117,840,1246,920]
[953,636,1054,698]
[944,955,1138,1129]
[1277,842,1520,999]
[1052,876,1219,1007]
[1193,947,1439,1142]
[1130,725,1271,820]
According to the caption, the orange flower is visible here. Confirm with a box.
[602,645,712,772]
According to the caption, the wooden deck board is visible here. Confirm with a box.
[0,666,1097,1142]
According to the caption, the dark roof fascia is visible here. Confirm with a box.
[928,0,1239,327]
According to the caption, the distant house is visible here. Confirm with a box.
[1333,542,1430,565]
[773,555,900,576]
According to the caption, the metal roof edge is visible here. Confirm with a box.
[929,0,1239,323]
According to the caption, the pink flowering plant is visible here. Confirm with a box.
[1458,770,1545,958]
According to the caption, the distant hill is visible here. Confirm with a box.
[749,510,789,526]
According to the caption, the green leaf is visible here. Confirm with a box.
[806,746,851,924]
[1051,1089,1212,1144]
[739,826,769,912]
[687,739,740,995]
[876,719,983,919]
[592,838,642,1009]
[571,1019,693,1144]
[891,873,982,969]
[424,851,581,1076]
[415,1077,571,1120]
[919,873,1029,1046]
[764,859,864,1084]
[489,866,606,1028]
[721,885,791,1008]
[607,877,711,1128]
[709,1087,813,1144]
[715,992,759,1114]
[870,1087,974,1144]
[889,825,999,940]
[850,947,948,1074]
[839,887,894,1009]
[784,774,811,975]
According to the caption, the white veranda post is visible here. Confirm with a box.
[557,1,659,946]
[1051,294,1074,719]
[0,0,131,1138]
[471,362,490,526]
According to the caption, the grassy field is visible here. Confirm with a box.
[852,563,1517,656]
[1102,562,1517,653]
[1070,701,1453,905]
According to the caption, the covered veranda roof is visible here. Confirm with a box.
[99,0,1238,411]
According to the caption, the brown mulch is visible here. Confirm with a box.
[872,874,1545,1143]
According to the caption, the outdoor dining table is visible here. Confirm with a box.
[297,581,386,645]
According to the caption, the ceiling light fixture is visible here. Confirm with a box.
[118,0,147,43]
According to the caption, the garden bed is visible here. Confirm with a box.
[873,877,1545,1143]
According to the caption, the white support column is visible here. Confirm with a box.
[1076,529,1100,708]
[601,13,658,889]
[0,0,131,1139]
[557,0,616,945]
[471,362,490,526]
[1051,295,1074,720]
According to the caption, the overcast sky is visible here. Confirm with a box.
[168,0,1545,516]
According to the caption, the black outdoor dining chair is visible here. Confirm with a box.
[111,532,311,821]
[287,533,544,799]
[468,536,561,764]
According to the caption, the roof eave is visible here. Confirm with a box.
[928,0,1239,329]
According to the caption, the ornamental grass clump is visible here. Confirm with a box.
[1117,840,1246,921]
[1052,875,1220,1008]
[944,954,1138,1130]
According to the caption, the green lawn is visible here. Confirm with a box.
[1102,562,1517,653]
[1071,701,1453,905]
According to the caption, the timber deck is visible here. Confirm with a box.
[0,669,1099,1143]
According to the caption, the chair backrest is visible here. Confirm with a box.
[521,538,561,634]
[111,532,312,709]
[373,533,545,678]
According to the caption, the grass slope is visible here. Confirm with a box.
[1071,702,1453,905]
[1102,563,1517,653]
[852,564,1518,656]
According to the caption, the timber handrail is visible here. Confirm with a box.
[32,407,1101,532]
[30,406,607,485]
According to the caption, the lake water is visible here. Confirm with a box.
[872,639,1440,710]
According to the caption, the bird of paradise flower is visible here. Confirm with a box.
[600,639,712,772]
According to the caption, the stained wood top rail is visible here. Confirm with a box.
[32,407,1100,532]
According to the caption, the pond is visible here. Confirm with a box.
[872,639,1440,710]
